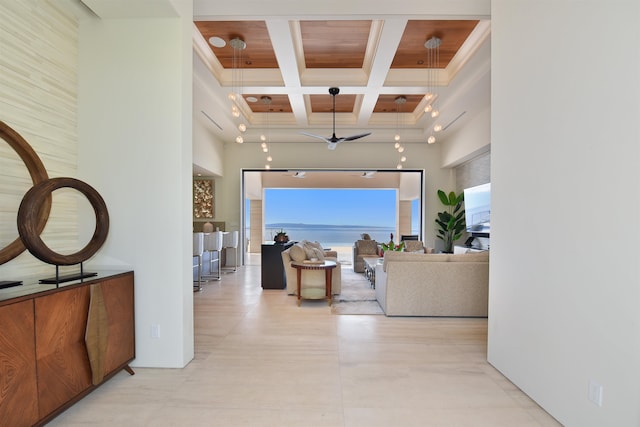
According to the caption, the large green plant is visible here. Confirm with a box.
[435,190,465,253]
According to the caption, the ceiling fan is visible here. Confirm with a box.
[301,87,371,150]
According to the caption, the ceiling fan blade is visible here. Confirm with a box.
[342,132,372,142]
[300,131,331,143]
[302,88,372,149]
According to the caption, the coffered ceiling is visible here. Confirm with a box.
[193,12,491,146]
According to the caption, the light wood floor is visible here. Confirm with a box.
[49,253,561,426]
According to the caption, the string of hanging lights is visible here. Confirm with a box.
[394,96,407,169]
[229,37,247,144]
[424,36,442,144]
[260,96,273,169]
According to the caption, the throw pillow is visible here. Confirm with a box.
[289,244,306,262]
[308,241,324,251]
[311,247,325,260]
[302,242,324,260]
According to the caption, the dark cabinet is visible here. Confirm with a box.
[261,242,293,289]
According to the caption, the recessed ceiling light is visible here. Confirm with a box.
[208,36,226,48]
[246,96,258,103]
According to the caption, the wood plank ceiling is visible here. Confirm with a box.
[193,18,489,144]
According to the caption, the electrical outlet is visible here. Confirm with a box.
[150,324,160,339]
[588,380,603,407]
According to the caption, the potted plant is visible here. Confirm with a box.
[274,229,289,243]
[380,233,404,253]
[435,190,465,253]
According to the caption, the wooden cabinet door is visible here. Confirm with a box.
[35,286,92,419]
[0,300,39,427]
[102,273,135,375]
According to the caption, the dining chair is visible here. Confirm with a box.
[203,231,223,281]
[193,232,204,291]
[222,230,239,272]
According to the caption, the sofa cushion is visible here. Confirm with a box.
[403,240,425,253]
[289,244,307,262]
[383,252,450,271]
[356,239,378,255]
[448,252,489,262]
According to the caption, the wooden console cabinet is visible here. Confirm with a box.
[0,271,135,426]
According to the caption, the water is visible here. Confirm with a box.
[260,224,397,247]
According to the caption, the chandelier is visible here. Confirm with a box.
[424,36,442,144]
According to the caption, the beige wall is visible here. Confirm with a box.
[398,200,413,237]
[0,1,80,279]
[249,199,263,253]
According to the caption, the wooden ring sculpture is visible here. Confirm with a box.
[18,177,109,265]
[0,121,51,264]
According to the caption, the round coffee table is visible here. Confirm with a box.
[291,260,337,306]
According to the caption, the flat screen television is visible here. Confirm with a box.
[463,183,490,236]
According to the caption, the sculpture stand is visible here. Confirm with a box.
[39,262,97,287]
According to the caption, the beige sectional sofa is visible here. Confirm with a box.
[375,251,489,317]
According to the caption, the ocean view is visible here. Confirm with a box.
[261,223,397,247]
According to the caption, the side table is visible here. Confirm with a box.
[363,257,383,288]
[291,260,337,306]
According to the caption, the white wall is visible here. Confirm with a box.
[192,55,225,177]
[489,1,640,425]
[441,105,490,168]
[77,4,194,368]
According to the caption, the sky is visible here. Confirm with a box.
[262,188,415,228]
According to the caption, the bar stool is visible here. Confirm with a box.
[193,232,204,291]
[202,231,223,281]
[222,230,239,272]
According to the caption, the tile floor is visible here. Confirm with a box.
[49,254,561,426]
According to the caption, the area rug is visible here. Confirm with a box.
[331,267,383,315]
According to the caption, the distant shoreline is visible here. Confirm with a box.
[265,223,392,229]
[257,223,401,247]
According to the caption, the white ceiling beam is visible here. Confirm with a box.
[357,18,408,126]
[193,0,490,19]
[265,19,309,126]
